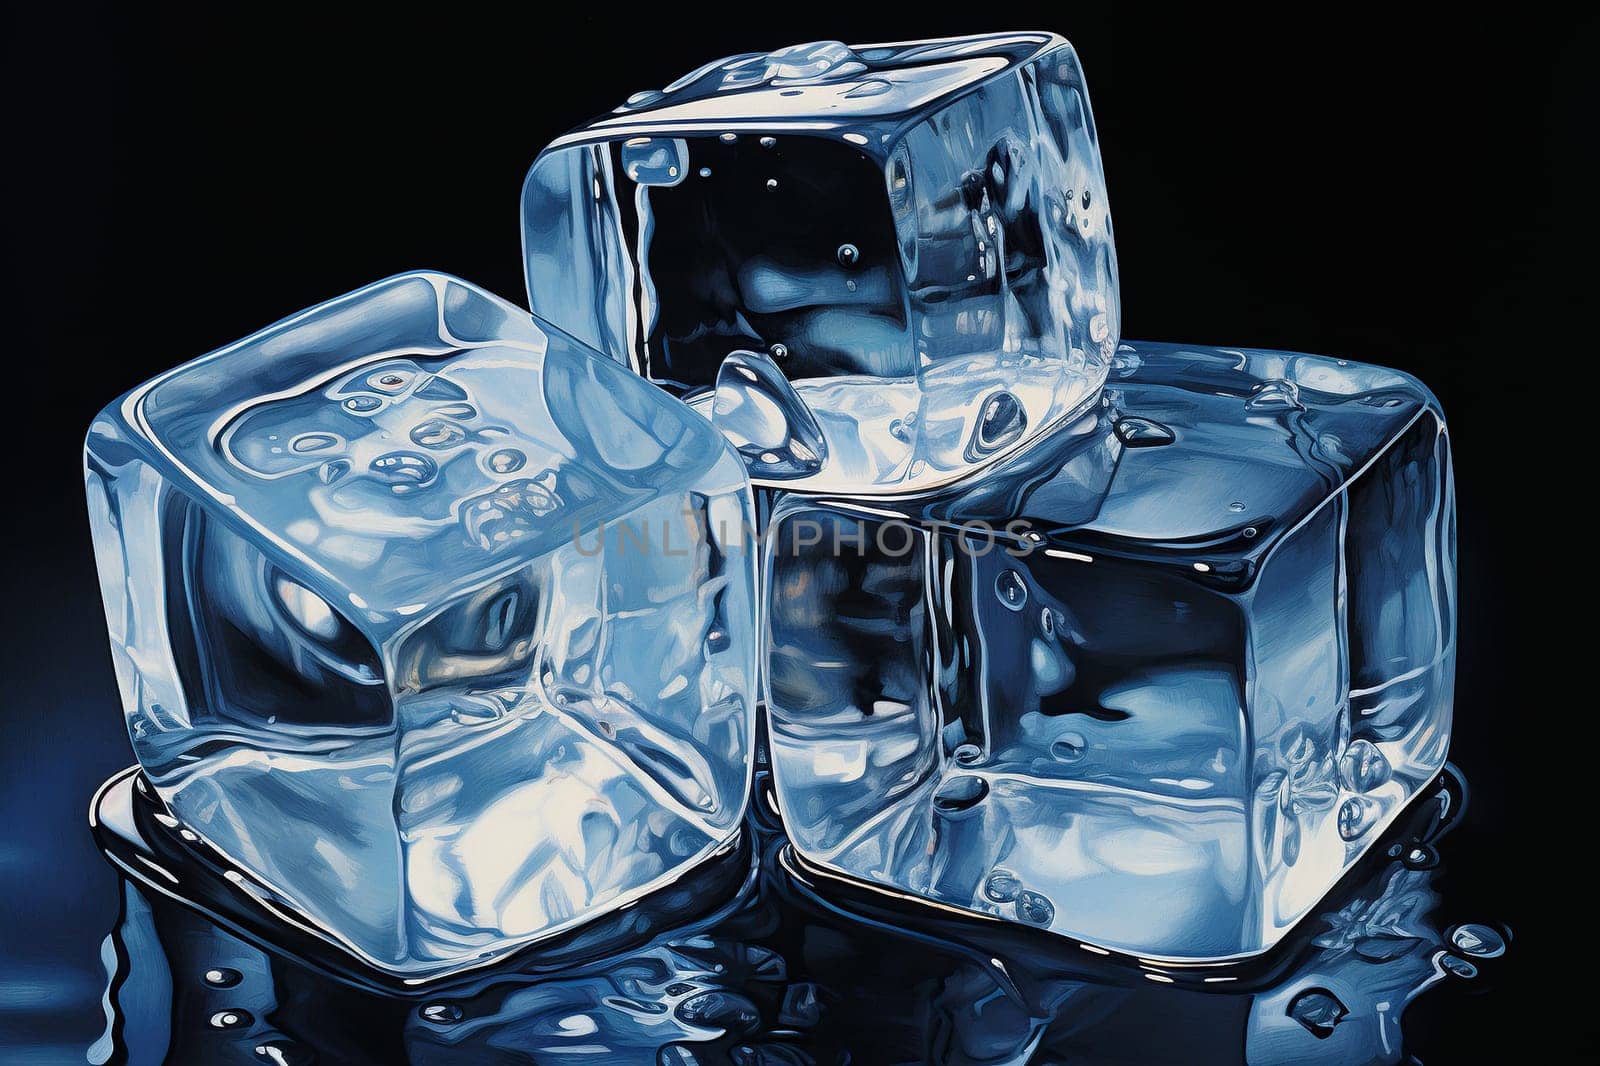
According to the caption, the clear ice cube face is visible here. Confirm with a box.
[521,32,1118,494]
[766,342,1455,960]
[84,273,758,977]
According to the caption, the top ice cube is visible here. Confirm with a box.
[522,32,1119,495]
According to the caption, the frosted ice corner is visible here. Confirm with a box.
[82,272,759,977]
[765,342,1455,960]
[521,32,1119,494]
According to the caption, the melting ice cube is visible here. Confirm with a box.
[521,32,1118,494]
[765,342,1455,959]
[84,272,758,977]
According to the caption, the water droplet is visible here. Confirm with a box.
[487,448,526,474]
[952,742,982,764]
[625,89,664,107]
[674,991,761,1035]
[1337,796,1376,840]
[719,132,738,143]
[209,1009,253,1030]
[995,570,1028,611]
[932,774,989,814]
[1287,988,1347,1038]
[1114,417,1175,448]
[1242,527,1258,539]
[1040,607,1055,636]
[768,343,788,361]
[272,574,341,641]
[698,167,712,178]
[766,178,778,190]
[1016,890,1055,926]
[318,459,350,484]
[420,1002,463,1024]
[290,432,340,454]
[343,395,382,414]
[1081,189,1092,210]
[369,451,438,493]
[760,136,777,149]
[836,243,860,267]
[1228,501,1246,512]
[1051,732,1087,762]
[1400,843,1439,870]
[409,419,466,449]
[1449,923,1507,959]
[843,78,893,98]
[254,1040,311,1065]
[1437,953,1478,979]
[202,967,242,988]
[1246,379,1305,411]
[1339,738,1392,793]
[970,391,1027,457]
[983,868,1022,903]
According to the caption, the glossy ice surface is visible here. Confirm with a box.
[766,341,1455,959]
[83,273,758,977]
[522,32,1118,494]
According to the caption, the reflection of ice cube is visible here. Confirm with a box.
[766,341,1455,959]
[521,33,1118,494]
[84,272,758,977]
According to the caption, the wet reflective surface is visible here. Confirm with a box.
[86,759,1506,1064]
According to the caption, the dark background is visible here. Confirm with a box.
[3,6,1581,1060]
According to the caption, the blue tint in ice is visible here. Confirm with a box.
[83,273,758,977]
[521,32,1118,494]
[766,341,1455,960]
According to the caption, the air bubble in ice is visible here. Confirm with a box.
[1339,739,1392,793]
[1287,988,1347,1038]
[488,448,526,474]
[369,452,438,493]
[1016,890,1055,926]
[932,773,989,814]
[209,1009,252,1030]
[995,570,1028,611]
[836,243,859,267]
[290,433,340,454]
[343,396,382,414]
[202,967,242,988]
[1437,953,1478,979]
[410,419,467,449]
[1449,924,1506,959]
[983,868,1022,903]
[1051,732,1087,762]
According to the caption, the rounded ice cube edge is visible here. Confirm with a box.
[89,764,758,990]
[84,270,761,978]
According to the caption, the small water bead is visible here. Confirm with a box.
[1228,501,1246,512]
[1339,739,1392,793]
[995,569,1028,611]
[760,136,777,149]
[1287,988,1347,1038]
[766,178,778,190]
[1015,890,1055,926]
[769,343,788,361]
[1051,732,1087,762]
[836,243,860,267]
[1437,953,1478,979]
[254,1040,312,1066]
[432,402,478,420]
[420,1002,464,1024]
[1400,843,1439,870]
[1040,607,1055,636]
[1337,796,1377,840]
[932,774,989,814]
[487,448,526,474]
[369,451,438,493]
[699,167,712,178]
[983,868,1022,903]
[202,967,243,988]
[343,395,383,414]
[674,990,762,1035]
[719,132,738,143]
[952,742,982,764]
[1449,923,1507,958]
[289,432,340,454]
[409,419,467,449]
[1080,189,1091,210]
[318,459,350,484]
[1241,526,1258,539]
[209,1009,253,1030]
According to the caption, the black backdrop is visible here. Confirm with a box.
[3,6,1582,1059]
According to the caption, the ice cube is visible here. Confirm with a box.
[521,32,1118,495]
[84,272,759,977]
[765,341,1454,959]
